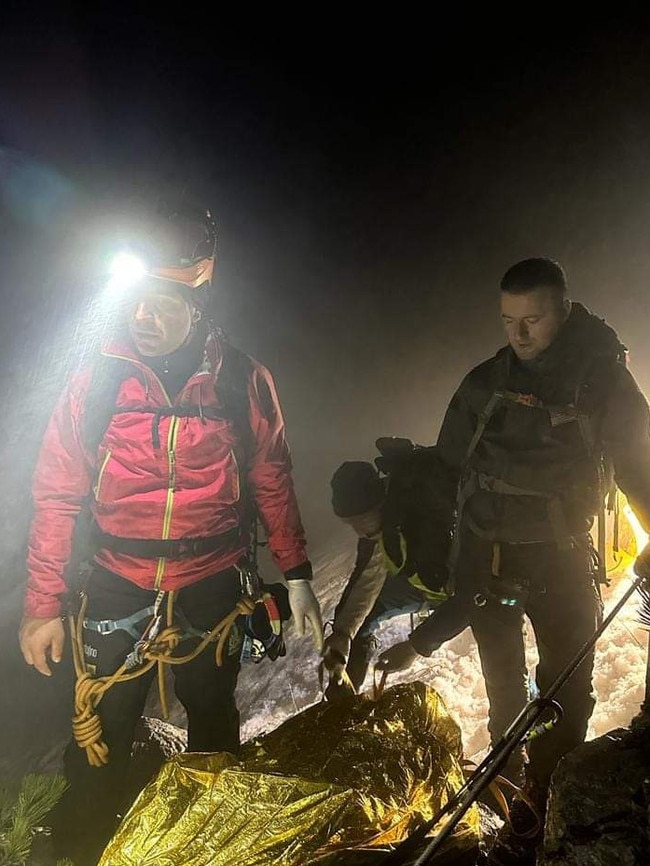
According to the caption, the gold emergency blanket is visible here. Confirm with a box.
[100,682,480,865]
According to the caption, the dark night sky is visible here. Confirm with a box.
[3,7,650,555]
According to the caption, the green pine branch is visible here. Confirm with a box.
[0,774,67,866]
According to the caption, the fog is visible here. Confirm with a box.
[2,14,650,783]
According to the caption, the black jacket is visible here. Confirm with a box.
[436,303,650,543]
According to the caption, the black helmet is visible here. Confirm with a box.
[107,199,217,308]
[147,200,217,291]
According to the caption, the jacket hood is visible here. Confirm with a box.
[502,302,626,380]
[554,302,626,363]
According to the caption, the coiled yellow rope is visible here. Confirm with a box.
[69,592,257,767]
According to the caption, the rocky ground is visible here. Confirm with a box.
[540,716,650,866]
[2,525,649,865]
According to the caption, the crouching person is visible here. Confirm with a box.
[322,441,464,698]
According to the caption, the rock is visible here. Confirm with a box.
[477,800,504,847]
[123,716,187,807]
[539,727,650,866]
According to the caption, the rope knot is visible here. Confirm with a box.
[144,625,184,659]
[69,592,257,767]
[235,595,257,616]
[72,673,110,767]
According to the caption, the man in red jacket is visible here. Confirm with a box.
[18,205,322,863]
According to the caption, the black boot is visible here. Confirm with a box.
[50,803,119,866]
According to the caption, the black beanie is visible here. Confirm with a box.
[331,461,385,518]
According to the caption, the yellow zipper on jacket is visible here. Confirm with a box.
[154,415,180,589]
[93,448,112,500]
[100,351,208,589]
[102,350,173,588]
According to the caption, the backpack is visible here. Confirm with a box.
[374,437,456,592]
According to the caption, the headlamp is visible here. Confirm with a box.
[105,250,214,298]
[102,206,217,306]
[107,252,147,294]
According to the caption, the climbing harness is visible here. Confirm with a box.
[69,559,284,767]
[237,559,286,663]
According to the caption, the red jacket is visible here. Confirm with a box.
[25,333,309,618]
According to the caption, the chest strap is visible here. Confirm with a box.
[111,405,232,450]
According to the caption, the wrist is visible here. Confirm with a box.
[287,578,310,589]
[24,594,63,620]
[21,614,62,625]
[284,561,313,581]
[324,630,351,658]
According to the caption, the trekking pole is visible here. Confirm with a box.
[379,696,562,866]
[381,569,647,866]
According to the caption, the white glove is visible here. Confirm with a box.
[322,631,351,685]
[287,579,324,652]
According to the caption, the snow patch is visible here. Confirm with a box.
[237,535,648,761]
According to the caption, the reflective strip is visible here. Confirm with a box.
[379,533,407,576]
[406,573,448,605]
[380,532,447,604]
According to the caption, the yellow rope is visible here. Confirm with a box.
[69,593,258,767]
[372,667,388,701]
[461,759,543,839]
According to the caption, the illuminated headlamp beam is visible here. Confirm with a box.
[107,252,147,294]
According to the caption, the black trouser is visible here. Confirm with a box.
[52,565,244,865]
[456,532,602,791]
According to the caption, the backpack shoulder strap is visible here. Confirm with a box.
[216,338,255,459]
[81,355,139,459]
[465,389,504,464]
[464,352,509,465]
[81,336,256,461]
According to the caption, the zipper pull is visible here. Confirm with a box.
[169,449,176,488]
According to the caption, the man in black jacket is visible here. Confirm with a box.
[378,258,650,805]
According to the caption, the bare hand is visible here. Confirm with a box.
[322,631,351,683]
[19,616,66,677]
[375,640,419,674]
